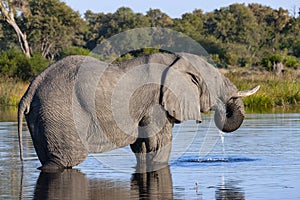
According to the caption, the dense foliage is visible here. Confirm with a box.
[0,1,300,80]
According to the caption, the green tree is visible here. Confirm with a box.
[0,18,19,50]
[85,7,149,50]
[26,0,87,59]
[249,4,290,52]
[0,48,50,80]
[280,9,300,57]
[203,4,260,66]
[292,40,300,58]
[146,8,173,27]
[205,4,259,45]
[0,0,31,57]
[173,9,204,41]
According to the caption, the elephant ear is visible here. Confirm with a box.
[161,57,211,122]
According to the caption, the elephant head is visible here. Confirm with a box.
[160,53,259,133]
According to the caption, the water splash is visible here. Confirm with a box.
[198,128,227,158]
[198,121,220,157]
[219,130,226,156]
[178,129,259,166]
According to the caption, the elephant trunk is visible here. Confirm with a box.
[214,98,245,133]
[214,85,260,132]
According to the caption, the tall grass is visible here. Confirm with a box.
[0,77,28,106]
[226,70,300,109]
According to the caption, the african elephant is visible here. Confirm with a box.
[18,52,259,171]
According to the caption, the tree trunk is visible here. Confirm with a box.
[8,18,31,57]
[0,1,31,58]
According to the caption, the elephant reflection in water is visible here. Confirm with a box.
[33,166,245,199]
[131,166,173,199]
[215,180,245,200]
[33,166,173,199]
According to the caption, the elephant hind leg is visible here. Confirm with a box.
[37,150,87,172]
[38,160,65,172]
[37,151,76,172]
[34,122,88,171]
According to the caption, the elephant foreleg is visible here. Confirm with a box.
[130,119,173,171]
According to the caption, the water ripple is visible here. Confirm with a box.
[174,155,259,166]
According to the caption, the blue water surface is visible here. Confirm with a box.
[0,112,299,199]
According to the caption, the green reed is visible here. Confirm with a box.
[226,70,300,109]
[0,77,28,106]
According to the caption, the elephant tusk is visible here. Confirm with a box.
[233,85,260,98]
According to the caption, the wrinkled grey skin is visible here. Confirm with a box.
[18,53,246,171]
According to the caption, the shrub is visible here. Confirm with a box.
[283,56,299,68]
[261,54,282,71]
[0,49,23,77]
[58,46,90,59]
[238,57,251,68]
[292,40,300,58]
[210,54,228,68]
[260,57,272,70]
[23,53,51,80]
[0,49,51,81]
[114,53,134,62]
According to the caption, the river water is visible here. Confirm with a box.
[0,107,299,199]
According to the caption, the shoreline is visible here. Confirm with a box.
[1,104,299,122]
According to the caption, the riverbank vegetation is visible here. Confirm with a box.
[0,0,299,110]
[225,69,300,109]
[0,76,28,105]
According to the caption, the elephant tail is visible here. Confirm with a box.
[18,97,30,163]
